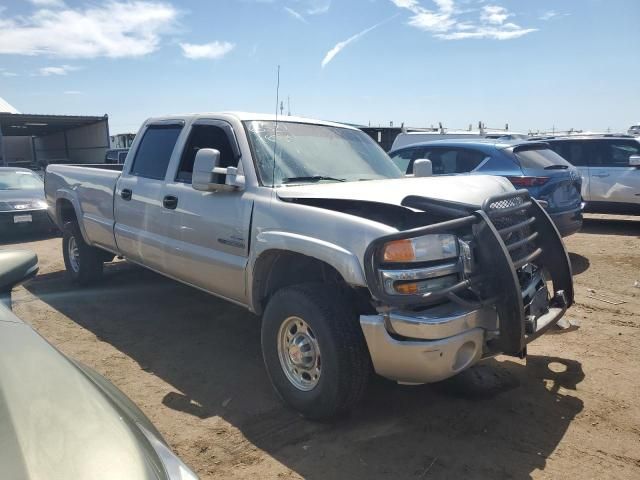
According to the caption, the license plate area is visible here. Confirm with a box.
[14,214,33,223]
[524,283,550,334]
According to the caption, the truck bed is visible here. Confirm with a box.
[45,164,121,252]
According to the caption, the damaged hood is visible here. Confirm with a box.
[277,175,514,208]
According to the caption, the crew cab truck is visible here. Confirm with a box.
[45,113,574,420]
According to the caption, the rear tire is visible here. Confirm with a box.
[62,221,104,285]
[261,283,371,421]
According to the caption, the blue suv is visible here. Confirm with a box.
[389,139,583,236]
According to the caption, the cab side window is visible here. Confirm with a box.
[130,125,183,180]
[176,125,237,183]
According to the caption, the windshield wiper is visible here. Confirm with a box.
[281,175,347,184]
[544,165,569,170]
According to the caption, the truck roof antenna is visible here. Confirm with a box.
[272,65,281,188]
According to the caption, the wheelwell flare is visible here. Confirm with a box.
[56,198,77,224]
[252,250,345,315]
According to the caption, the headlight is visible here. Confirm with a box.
[7,200,48,210]
[137,423,199,480]
[382,234,458,263]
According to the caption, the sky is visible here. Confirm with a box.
[0,0,638,135]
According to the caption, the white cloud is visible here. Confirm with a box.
[540,10,569,21]
[180,41,235,60]
[409,11,456,32]
[246,1,330,17]
[281,1,329,22]
[37,65,79,76]
[0,68,18,77]
[0,1,179,58]
[389,0,537,40]
[284,7,307,22]
[390,0,420,8]
[305,0,331,15]
[480,5,511,25]
[321,16,396,68]
[28,0,66,7]
[439,24,537,40]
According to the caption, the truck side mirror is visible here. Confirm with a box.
[629,154,640,167]
[413,159,433,177]
[192,148,245,192]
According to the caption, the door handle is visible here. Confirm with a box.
[593,173,610,178]
[121,188,132,200]
[163,195,178,210]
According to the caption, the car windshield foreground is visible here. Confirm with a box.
[0,170,43,190]
[244,120,403,185]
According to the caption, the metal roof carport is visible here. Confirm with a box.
[0,113,110,167]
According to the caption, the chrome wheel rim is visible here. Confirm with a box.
[68,236,80,273]
[277,316,321,391]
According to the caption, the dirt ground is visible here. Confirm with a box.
[3,213,639,479]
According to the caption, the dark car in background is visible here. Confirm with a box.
[389,139,583,236]
[105,148,129,164]
[0,250,199,479]
[0,167,55,234]
[538,135,640,214]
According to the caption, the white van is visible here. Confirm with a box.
[391,130,528,151]
[390,130,482,151]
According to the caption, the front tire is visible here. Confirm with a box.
[62,221,104,285]
[261,284,371,420]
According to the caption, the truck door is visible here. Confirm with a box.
[161,121,252,304]
[113,122,184,270]
[588,139,640,205]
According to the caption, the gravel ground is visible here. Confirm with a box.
[3,213,639,479]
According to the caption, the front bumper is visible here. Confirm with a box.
[549,206,583,237]
[360,277,569,385]
[361,190,574,384]
[361,315,485,384]
[360,303,494,384]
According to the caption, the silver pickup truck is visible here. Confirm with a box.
[45,112,574,420]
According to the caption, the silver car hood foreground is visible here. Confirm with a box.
[276,175,514,208]
[0,308,168,480]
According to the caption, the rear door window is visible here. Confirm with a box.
[514,145,571,169]
[593,140,640,167]
[548,141,589,167]
[426,148,486,175]
[130,125,183,180]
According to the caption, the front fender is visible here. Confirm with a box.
[248,230,367,312]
